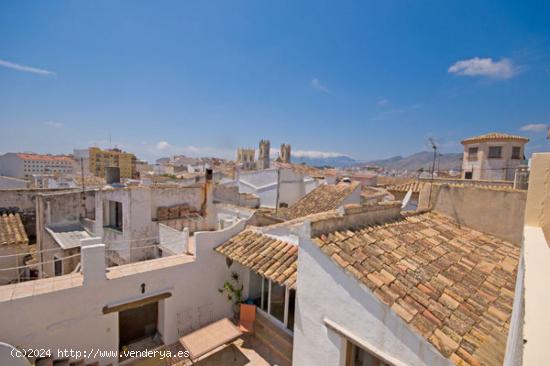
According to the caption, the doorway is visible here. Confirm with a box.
[118,301,158,349]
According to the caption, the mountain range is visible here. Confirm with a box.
[363,151,463,171]
[291,151,463,171]
[291,155,358,168]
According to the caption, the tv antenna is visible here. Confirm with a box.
[427,137,438,209]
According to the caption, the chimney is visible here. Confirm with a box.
[81,237,106,285]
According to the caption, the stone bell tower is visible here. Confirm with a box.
[257,139,271,170]
[280,144,291,163]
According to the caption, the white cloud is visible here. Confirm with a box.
[377,99,390,107]
[520,123,547,132]
[44,121,63,128]
[448,57,516,79]
[292,149,348,159]
[311,78,329,93]
[0,59,55,76]
[156,141,171,150]
[152,141,232,159]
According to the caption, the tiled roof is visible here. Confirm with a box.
[283,182,360,220]
[387,181,425,193]
[16,153,72,162]
[215,230,298,289]
[313,211,519,366]
[387,180,520,193]
[461,132,529,144]
[0,213,29,246]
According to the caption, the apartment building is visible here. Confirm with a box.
[461,132,529,181]
[0,153,73,179]
[89,147,136,179]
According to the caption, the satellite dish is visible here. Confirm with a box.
[402,189,413,209]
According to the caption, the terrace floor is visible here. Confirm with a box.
[128,334,289,366]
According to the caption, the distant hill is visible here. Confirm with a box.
[364,151,463,172]
[291,155,358,168]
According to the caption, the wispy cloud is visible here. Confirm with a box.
[156,141,170,150]
[448,57,516,79]
[311,78,329,93]
[377,99,390,107]
[0,59,55,76]
[520,123,547,132]
[269,147,348,159]
[153,141,233,159]
[44,121,63,128]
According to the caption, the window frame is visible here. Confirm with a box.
[467,147,478,161]
[254,272,295,334]
[488,146,503,159]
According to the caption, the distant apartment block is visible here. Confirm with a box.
[89,147,136,179]
[461,132,529,181]
[0,153,73,179]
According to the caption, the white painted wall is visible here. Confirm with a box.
[0,220,248,366]
[159,224,188,255]
[293,224,453,366]
[237,168,318,208]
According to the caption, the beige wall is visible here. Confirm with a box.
[462,140,526,181]
[524,153,550,238]
[419,184,526,245]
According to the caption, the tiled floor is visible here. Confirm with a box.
[129,334,288,366]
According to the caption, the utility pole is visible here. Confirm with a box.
[427,138,437,209]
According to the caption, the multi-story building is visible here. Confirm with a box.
[89,147,136,179]
[0,153,73,179]
[461,132,529,181]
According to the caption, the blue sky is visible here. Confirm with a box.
[1,0,549,162]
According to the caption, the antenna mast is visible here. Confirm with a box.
[427,138,438,209]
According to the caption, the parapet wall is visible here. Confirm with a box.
[310,201,402,237]
[419,183,526,245]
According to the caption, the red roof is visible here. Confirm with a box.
[16,153,72,162]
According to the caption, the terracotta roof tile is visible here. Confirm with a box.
[282,181,359,220]
[215,230,297,289]
[0,213,29,247]
[461,132,529,144]
[312,211,519,366]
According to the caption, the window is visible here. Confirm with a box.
[287,289,296,331]
[108,201,123,231]
[269,282,286,323]
[248,272,263,307]
[261,276,269,312]
[54,256,63,276]
[346,342,390,366]
[511,146,521,160]
[250,271,296,332]
[465,171,473,180]
[467,147,478,161]
[488,146,502,159]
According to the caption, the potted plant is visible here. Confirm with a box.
[218,271,244,319]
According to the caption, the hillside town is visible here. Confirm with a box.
[2,1,550,365]
[0,131,548,366]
